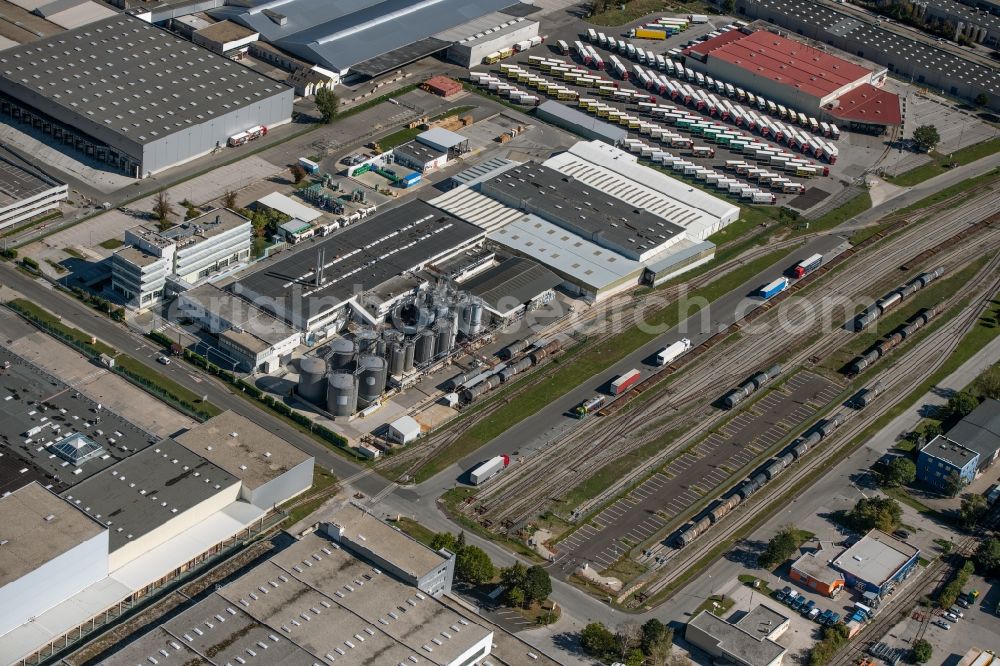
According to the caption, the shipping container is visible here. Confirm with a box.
[758,277,789,299]
[635,27,667,40]
[611,369,642,394]
[469,454,510,485]
[556,39,570,55]
[689,13,709,22]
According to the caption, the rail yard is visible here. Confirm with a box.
[2,0,999,664]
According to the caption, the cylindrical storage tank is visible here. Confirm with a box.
[469,303,484,337]
[415,330,437,365]
[355,328,378,354]
[326,372,358,417]
[328,337,356,371]
[296,356,328,405]
[499,339,528,360]
[435,317,455,356]
[375,337,387,357]
[389,344,406,377]
[403,340,415,371]
[357,355,388,408]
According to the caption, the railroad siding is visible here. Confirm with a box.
[554,370,840,574]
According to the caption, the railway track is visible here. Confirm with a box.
[468,195,1000,530]
[633,249,1000,603]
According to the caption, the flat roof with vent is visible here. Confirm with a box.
[920,435,980,467]
[0,481,105,586]
[60,439,239,552]
[174,410,311,490]
[832,529,918,587]
[0,14,290,149]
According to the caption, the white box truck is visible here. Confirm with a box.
[656,338,692,366]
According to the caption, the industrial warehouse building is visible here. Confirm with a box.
[211,0,539,78]
[917,398,1000,490]
[831,529,919,596]
[112,208,253,309]
[103,504,502,666]
[535,100,628,146]
[683,28,901,130]
[230,200,485,338]
[0,385,313,664]
[430,141,735,301]
[686,605,789,666]
[0,14,293,177]
[0,149,68,232]
[735,0,1000,111]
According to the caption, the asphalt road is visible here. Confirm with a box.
[0,265,390,494]
[416,232,849,491]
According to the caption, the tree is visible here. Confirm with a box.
[430,532,457,552]
[614,622,643,662]
[959,493,988,529]
[973,537,1000,576]
[580,622,616,660]
[758,526,804,568]
[923,422,943,441]
[500,562,527,607]
[975,93,990,107]
[222,189,238,209]
[522,565,551,604]
[975,365,1000,400]
[152,191,174,228]
[848,496,903,533]
[455,545,495,585]
[911,638,933,663]
[948,391,979,419]
[943,471,964,498]
[290,164,307,184]
[880,457,916,488]
[912,125,940,153]
[642,619,673,665]
[315,88,339,123]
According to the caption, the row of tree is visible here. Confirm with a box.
[580,618,674,666]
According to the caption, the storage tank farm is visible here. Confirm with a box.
[326,371,358,417]
[357,355,388,408]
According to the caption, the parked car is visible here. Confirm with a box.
[776,586,791,602]
[893,529,909,539]
[793,596,807,611]
[156,355,171,365]
[828,612,841,625]
[784,591,799,606]
[948,606,965,618]
[803,600,816,615]
[944,612,959,622]
[957,598,971,608]
[808,607,821,621]
[933,620,951,630]
[818,609,832,624]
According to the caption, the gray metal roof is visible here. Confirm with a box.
[832,529,918,586]
[687,610,786,666]
[0,14,290,148]
[61,439,239,552]
[920,435,979,468]
[232,200,484,319]
[479,162,686,261]
[460,257,561,315]
[946,397,1000,468]
[535,100,628,145]
[214,0,525,73]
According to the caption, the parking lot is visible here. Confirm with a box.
[876,573,1000,665]
[552,370,841,578]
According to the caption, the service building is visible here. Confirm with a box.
[0,151,67,232]
[0,14,293,177]
[789,543,845,597]
[831,529,919,596]
[686,605,789,666]
[917,436,979,492]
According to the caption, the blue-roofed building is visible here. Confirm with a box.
[917,435,980,492]
[210,0,535,78]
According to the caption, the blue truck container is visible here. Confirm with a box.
[298,157,320,174]
[400,172,422,188]
[758,277,789,299]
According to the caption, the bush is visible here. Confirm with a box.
[938,560,974,608]
[21,256,39,270]
[0,248,16,260]
[911,639,932,663]
[809,624,850,665]
[148,330,173,348]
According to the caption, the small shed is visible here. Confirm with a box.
[387,415,421,445]
[423,76,462,98]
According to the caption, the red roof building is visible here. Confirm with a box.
[423,75,463,98]
[684,30,899,127]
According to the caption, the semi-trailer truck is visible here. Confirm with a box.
[792,253,823,278]
[470,454,510,485]
[656,338,692,365]
[758,277,789,299]
[611,369,641,395]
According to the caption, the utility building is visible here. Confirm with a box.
[832,529,919,596]
[0,14,293,177]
